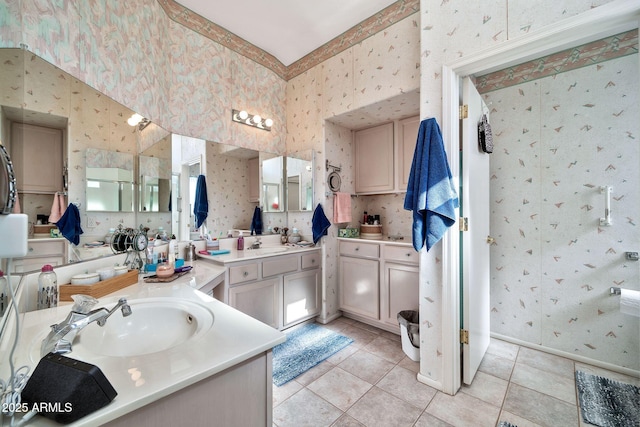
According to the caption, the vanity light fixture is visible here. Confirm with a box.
[127,113,151,131]
[232,109,272,131]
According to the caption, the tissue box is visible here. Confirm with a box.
[338,228,359,238]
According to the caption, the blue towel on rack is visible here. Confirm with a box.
[194,174,208,229]
[404,118,459,251]
[250,206,263,235]
[312,203,331,244]
[56,203,83,245]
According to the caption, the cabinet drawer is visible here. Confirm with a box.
[26,240,66,257]
[339,241,379,258]
[301,252,320,270]
[263,255,298,278]
[229,263,259,285]
[384,245,419,265]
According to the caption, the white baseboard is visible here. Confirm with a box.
[491,332,640,379]
[316,311,342,325]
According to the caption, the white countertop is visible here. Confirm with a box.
[337,235,412,246]
[1,262,285,426]
[197,244,320,264]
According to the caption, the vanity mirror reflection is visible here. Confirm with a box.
[86,148,135,212]
[261,154,284,213]
[285,150,314,212]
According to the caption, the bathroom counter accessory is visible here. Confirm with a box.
[59,269,138,302]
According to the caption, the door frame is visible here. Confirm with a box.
[439,0,640,395]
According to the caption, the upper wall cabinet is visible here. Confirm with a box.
[354,116,419,195]
[11,123,64,194]
[355,122,394,194]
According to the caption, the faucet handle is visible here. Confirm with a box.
[71,294,99,314]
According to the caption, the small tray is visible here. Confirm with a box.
[59,269,138,302]
[143,270,190,283]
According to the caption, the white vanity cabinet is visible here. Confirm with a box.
[339,239,418,333]
[218,249,322,330]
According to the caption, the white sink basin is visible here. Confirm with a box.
[250,247,289,255]
[72,298,214,357]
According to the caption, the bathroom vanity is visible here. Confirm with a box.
[1,261,284,426]
[338,237,419,333]
[198,245,322,331]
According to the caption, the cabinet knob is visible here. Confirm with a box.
[355,247,360,251]
[28,247,34,252]
[311,259,316,263]
[406,253,412,257]
[243,271,248,277]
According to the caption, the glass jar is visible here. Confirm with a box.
[37,264,58,310]
[288,228,302,244]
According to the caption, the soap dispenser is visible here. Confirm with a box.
[237,232,244,250]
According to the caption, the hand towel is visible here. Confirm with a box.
[56,203,83,245]
[312,203,331,243]
[193,174,208,229]
[48,194,63,223]
[250,206,263,235]
[404,118,459,251]
[333,192,351,223]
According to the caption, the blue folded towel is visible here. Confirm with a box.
[404,118,459,251]
[312,203,331,244]
[250,206,263,235]
[56,203,83,245]
[208,249,230,255]
[193,174,208,229]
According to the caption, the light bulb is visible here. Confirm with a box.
[127,114,143,126]
[264,118,273,127]
[238,110,248,120]
[253,115,262,124]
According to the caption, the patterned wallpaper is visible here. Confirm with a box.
[419,0,633,382]
[483,53,639,370]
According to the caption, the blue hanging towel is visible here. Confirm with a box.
[56,203,83,245]
[193,174,208,229]
[312,203,331,244]
[404,118,459,251]
[250,206,263,235]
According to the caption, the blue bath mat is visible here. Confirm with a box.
[576,370,640,427]
[272,323,353,386]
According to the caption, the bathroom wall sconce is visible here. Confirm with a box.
[127,113,151,131]
[232,109,273,131]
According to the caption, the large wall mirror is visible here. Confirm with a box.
[286,150,314,212]
[86,148,135,212]
[139,134,172,213]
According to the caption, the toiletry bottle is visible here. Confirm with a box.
[37,264,58,310]
[0,270,8,317]
[237,232,244,250]
[363,211,368,224]
[288,228,302,244]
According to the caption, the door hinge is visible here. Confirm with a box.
[459,104,468,119]
[460,329,469,345]
[459,217,468,232]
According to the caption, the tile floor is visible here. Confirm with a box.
[272,317,639,427]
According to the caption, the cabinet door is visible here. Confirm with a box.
[355,122,394,194]
[12,123,63,193]
[339,256,379,319]
[381,263,419,327]
[229,278,280,329]
[398,116,420,191]
[283,269,321,328]
[248,157,260,203]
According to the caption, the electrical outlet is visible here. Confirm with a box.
[87,216,97,228]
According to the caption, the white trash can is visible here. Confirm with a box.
[397,310,420,362]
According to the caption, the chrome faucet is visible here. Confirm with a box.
[250,237,262,250]
[41,297,132,357]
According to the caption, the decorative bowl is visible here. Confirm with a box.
[70,273,100,285]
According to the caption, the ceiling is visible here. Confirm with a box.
[175,0,398,66]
